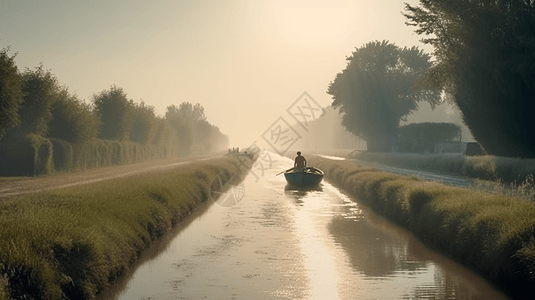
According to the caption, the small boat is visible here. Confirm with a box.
[283,167,324,187]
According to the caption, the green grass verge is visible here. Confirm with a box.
[0,155,253,300]
[350,151,535,183]
[310,155,535,298]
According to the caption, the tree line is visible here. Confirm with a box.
[328,1,535,158]
[0,49,228,155]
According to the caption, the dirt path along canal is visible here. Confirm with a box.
[98,154,509,299]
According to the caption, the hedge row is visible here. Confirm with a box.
[0,135,178,176]
[310,156,535,299]
[351,152,535,183]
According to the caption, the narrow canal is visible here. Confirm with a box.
[98,154,509,299]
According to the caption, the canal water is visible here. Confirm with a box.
[98,154,509,299]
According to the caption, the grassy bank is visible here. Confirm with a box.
[347,151,535,184]
[0,155,253,300]
[309,155,535,298]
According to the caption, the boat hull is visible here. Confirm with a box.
[284,167,323,187]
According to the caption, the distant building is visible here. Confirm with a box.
[434,141,467,154]
[465,142,485,156]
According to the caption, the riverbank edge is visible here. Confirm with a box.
[309,155,535,299]
[0,154,254,300]
[344,151,535,184]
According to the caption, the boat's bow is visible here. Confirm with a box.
[283,167,323,187]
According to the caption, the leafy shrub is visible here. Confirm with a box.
[50,138,73,172]
[0,135,34,176]
[0,134,53,176]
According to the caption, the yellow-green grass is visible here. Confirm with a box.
[310,156,535,298]
[0,156,253,300]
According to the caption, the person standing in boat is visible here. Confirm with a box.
[294,151,307,170]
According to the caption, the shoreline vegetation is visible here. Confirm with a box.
[314,149,535,201]
[309,155,535,299]
[345,151,535,184]
[0,154,254,300]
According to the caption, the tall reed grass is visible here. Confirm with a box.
[310,156,535,298]
[0,155,253,300]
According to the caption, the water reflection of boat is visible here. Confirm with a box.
[284,184,323,203]
[284,183,323,195]
[284,184,323,193]
[283,167,324,187]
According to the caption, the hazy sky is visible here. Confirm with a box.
[0,0,429,147]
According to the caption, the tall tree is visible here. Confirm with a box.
[327,40,440,152]
[165,102,219,154]
[207,124,229,152]
[17,64,58,136]
[404,0,535,158]
[193,119,213,145]
[166,104,193,156]
[92,85,134,140]
[130,101,157,145]
[152,117,173,146]
[192,103,207,123]
[172,102,206,124]
[0,48,24,142]
[48,88,99,143]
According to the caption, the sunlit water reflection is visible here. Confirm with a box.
[98,154,509,300]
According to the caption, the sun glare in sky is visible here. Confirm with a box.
[0,0,426,146]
